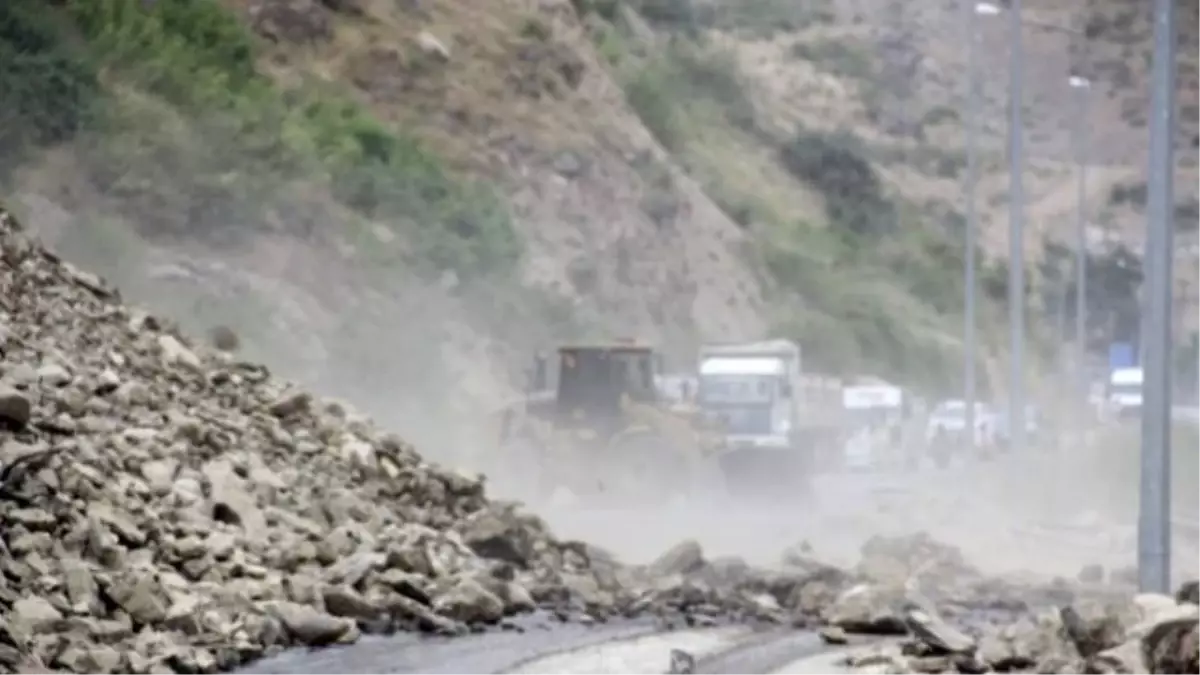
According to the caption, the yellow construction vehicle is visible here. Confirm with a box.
[497,341,725,506]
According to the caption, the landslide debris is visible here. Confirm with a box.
[0,199,907,674]
[0,205,651,673]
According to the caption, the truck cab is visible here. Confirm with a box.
[697,351,794,448]
[696,340,842,497]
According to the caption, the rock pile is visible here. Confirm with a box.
[839,587,1198,674]
[0,206,657,672]
[12,202,975,674]
[809,533,1200,674]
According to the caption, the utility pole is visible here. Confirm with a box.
[1138,0,1177,595]
[1071,74,1092,427]
[963,0,981,450]
[976,2,1092,444]
[1006,0,1027,453]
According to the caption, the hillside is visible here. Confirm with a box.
[3,0,1195,443]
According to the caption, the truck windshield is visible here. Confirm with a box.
[699,375,775,404]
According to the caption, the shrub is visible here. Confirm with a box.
[621,41,757,147]
[0,1,103,176]
[10,0,522,280]
[779,127,894,238]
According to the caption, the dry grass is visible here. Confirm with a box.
[230,0,633,177]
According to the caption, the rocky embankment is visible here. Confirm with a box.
[0,203,1197,675]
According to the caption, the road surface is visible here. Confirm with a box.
[235,617,869,674]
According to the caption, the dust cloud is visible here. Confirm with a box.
[483,438,1192,582]
[12,173,1190,586]
[6,129,1192,592]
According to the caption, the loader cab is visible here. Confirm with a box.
[532,344,660,427]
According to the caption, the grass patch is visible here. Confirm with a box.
[621,40,756,150]
[3,0,521,280]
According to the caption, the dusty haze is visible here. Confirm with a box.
[4,0,1197,587]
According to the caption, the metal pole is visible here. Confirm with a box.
[1073,79,1090,428]
[1007,0,1026,453]
[1138,0,1177,595]
[963,0,980,450]
[1056,265,1069,384]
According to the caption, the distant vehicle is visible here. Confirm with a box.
[993,404,1040,447]
[924,399,995,466]
[841,383,906,471]
[1107,367,1144,419]
[694,339,843,498]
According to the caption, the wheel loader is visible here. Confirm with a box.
[496,341,726,507]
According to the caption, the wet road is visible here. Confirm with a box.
[234,617,863,674]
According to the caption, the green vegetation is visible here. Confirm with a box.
[778,127,894,238]
[583,0,1009,393]
[623,40,756,150]
[1,0,520,279]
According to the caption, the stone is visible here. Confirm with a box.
[904,608,976,654]
[12,596,64,633]
[0,385,31,428]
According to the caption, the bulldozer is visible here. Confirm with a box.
[497,341,726,507]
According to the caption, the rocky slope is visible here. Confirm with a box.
[0,0,995,405]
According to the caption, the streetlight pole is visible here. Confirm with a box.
[1138,0,1177,595]
[1006,0,1027,455]
[963,0,982,451]
[976,2,1091,447]
[1070,75,1092,426]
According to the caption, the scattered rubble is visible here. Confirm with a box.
[830,539,1200,675]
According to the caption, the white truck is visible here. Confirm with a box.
[695,339,843,498]
[1107,367,1144,420]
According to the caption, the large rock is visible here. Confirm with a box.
[823,583,907,635]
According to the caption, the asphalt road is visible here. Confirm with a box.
[234,617,864,675]
[231,614,873,672]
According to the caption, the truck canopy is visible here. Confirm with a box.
[699,339,800,360]
[699,356,786,376]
